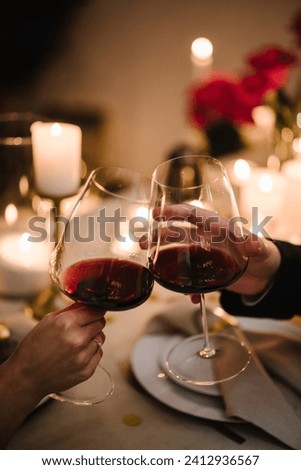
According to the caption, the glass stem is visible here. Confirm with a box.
[52,197,62,246]
[199,293,216,358]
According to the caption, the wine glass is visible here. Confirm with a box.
[149,155,251,385]
[49,166,153,404]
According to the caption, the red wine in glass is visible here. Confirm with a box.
[63,258,154,310]
[151,244,247,294]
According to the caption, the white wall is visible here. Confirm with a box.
[25,0,300,176]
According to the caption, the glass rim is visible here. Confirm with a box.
[90,165,151,204]
[152,155,226,189]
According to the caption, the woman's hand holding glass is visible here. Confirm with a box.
[0,303,106,448]
[5,303,106,399]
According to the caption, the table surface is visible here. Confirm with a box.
[0,284,297,450]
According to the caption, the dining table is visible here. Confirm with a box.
[0,281,300,451]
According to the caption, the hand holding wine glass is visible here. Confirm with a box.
[49,166,153,404]
[189,235,281,302]
[149,155,251,385]
[0,303,106,448]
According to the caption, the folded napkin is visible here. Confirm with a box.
[244,330,301,393]
[144,297,301,449]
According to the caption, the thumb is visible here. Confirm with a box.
[241,233,270,261]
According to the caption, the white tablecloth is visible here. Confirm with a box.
[0,285,299,450]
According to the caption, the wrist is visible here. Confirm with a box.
[241,279,274,306]
[1,355,45,405]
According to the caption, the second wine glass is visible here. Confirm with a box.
[49,166,153,404]
[149,155,251,386]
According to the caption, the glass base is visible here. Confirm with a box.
[165,333,251,386]
[49,365,114,406]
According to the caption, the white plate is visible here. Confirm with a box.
[131,333,240,423]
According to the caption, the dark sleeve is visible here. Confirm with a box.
[220,240,301,319]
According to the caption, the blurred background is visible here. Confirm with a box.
[1,0,300,176]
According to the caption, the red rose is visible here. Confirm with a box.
[187,74,263,129]
[247,45,297,70]
[187,76,239,128]
[231,80,264,122]
[246,46,298,89]
[240,73,272,100]
[187,45,298,131]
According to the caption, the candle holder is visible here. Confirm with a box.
[0,113,53,300]
[25,196,71,320]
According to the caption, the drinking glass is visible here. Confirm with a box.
[49,166,153,404]
[149,155,251,385]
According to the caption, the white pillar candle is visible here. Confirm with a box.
[239,168,286,235]
[191,37,213,81]
[0,232,52,297]
[223,158,254,207]
[278,160,301,240]
[251,106,276,160]
[31,121,82,198]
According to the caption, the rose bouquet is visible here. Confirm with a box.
[187,9,301,158]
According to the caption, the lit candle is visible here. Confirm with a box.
[31,121,82,198]
[232,159,252,186]
[252,105,275,129]
[0,232,52,297]
[278,162,301,240]
[239,168,286,232]
[191,37,213,81]
[111,205,148,258]
[223,158,253,206]
[292,137,301,159]
[251,106,276,160]
[111,233,138,257]
[4,204,19,226]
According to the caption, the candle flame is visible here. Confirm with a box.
[191,37,213,62]
[259,173,273,193]
[111,234,137,257]
[190,199,204,208]
[4,204,18,226]
[135,206,148,220]
[181,166,196,186]
[233,159,251,182]
[50,123,62,137]
[19,232,31,253]
[19,175,29,197]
